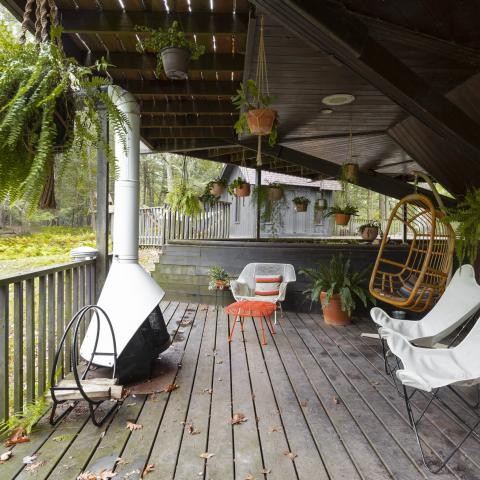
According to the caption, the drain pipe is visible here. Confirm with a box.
[80,87,165,367]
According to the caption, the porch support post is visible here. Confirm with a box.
[256,167,262,240]
[96,106,109,299]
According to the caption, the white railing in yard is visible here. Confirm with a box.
[332,217,405,238]
[139,202,231,247]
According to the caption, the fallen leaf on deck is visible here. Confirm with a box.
[126,403,137,407]
[126,421,143,431]
[22,454,37,464]
[216,359,223,364]
[268,426,280,433]
[231,413,248,425]
[185,421,200,435]
[202,388,213,394]
[199,452,215,459]
[25,460,46,472]
[115,457,128,465]
[77,469,117,480]
[299,400,308,407]
[260,468,271,474]
[245,474,256,480]
[283,451,298,460]
[4,426,30,446]
[162,383,179,393]
[0,450,13,463]
[142,464,155,477]
[332,396,341,405]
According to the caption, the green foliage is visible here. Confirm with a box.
[165,183,203,216]
[232,79,279,146]
[200,177,227,206]
[228,176,248,195]
[135,21,205,76]
[326,203,359,216]
[443,188,480,265]
[0,395,48,437]
[300,254,375,315]
[0,23,128,212]
[292,196,309,205]
[358,220,380,233]
[252,185,286,236]
[207,177,227,188]
[207,265,230,282]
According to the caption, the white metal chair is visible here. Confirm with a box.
[230,263,296,323]
[383,318,480,473]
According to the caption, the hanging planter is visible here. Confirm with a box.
[267,183,284,201]
[232,16,278,167]
[207,178,227,197]
[325,204,359,226]
[135,21,205,80]
[358,221,380,242]
[228,177,251,198]
[293,196,310,213]
[341,163,359,185]
[315,198,328,211]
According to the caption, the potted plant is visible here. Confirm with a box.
[166,183,203,216]
[358,220,381,242]
[135,21,205,80]
[315,198,328,211]
[293,196,310,212]
[207,178,227,197]
[0,24,128,211]
[228,177,251,198]
[267,182,284,201]
[340,162,359,185]
[300,255,375,325]
[443,187,480,265]
[326,204,359,226]
[207,265,230,290]
[232,79,278,146]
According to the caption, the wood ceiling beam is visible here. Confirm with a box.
[120,80,240,98]
[143,127,234,138]
[141,115,235,128]
[240,139,456,206]
[151,138,238,153]
[84,52,244,73]
[140,100,237,115]
[60,11,248,35]
[250,0,480,172]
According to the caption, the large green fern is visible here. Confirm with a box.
[0,23,128,212]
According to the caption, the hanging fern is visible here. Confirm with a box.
[0,23,128,212]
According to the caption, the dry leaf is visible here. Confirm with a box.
[332,396,341,405]
[22,454,37,464]
[126,421,143,431]
[77,473,97,480]
[162,383,179,393]
[283,451,298,460]
[268,426,280,433]
[25,460,46,472]
[216,359,224,364]
[202,388,213,394]
[126,402,137,407]
[245,474,256,480]
[142,464,155,477]
[231,413,248,425]
[299,400,308,407]
[199,452,215,459]
[4,426,30,446]
[0,450,13,463]
[115,457,128,465]
[78,470,117,480]
[260,468,271,474]
[185,421,200,435]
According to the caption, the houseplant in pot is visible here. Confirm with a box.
[207,265,230,290]
[135,21,205,80]
[228,176,251,198]
[358,220,381,242]
[267,182,284,201]
[207,177,227,197]
[166,183,203,216]
[293,196,310,212]
[326,204,359,226]
[252,184,286,236]
[300,255,375,325]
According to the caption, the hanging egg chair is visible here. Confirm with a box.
[369,175,456,312]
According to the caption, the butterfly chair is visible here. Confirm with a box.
[370,171,456,313]
[230,263,296,323]
[371,265,480,376]
[383,320,480,473]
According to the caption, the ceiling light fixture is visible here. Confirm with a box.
[322,93,355,106]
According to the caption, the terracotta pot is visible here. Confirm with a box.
[295,202,308,212]
[161,47,190,80]
[335,213,351,226]
[209,182,225,196]
[215,280,228,289]
[246,108,276,135]
[268,186,283,201]
[361,226,379,242]
[342,163,359,184]
[320,292,351,326]
[234,183,251,197]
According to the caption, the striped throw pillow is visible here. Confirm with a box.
[255,275,282,296]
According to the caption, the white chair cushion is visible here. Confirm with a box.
[255,275,282,297]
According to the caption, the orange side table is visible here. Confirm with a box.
[225,300,276,346]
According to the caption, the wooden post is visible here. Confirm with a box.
[96,106,109,300]
[256,167,262,240]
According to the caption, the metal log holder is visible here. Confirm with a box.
[49,305,118,427]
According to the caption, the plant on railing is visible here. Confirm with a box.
[442,188,480,265]
[135,21,205,79]
[207,265,230,290]
[358,220,381,242]
[228,176,251,198]
[0,22,128,212]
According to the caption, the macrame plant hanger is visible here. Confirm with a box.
[21,0,62,209]
[255,15,269,167]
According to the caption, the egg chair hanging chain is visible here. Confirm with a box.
[20,0,60,44]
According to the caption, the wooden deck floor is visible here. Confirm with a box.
[3,301,480,479]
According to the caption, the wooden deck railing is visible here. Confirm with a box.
[0,259,96,420]
[139,202,231,247]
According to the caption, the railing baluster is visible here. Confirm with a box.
[47,273,56,381]
[64,269,72,373]
[13,282,24,412]
[25,278,35,403]
[79,265,86,341]
[38,276,47,397]
[56,271,64,378]
[0,285,9,420]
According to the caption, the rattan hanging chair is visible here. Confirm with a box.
[369,177,456,312]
